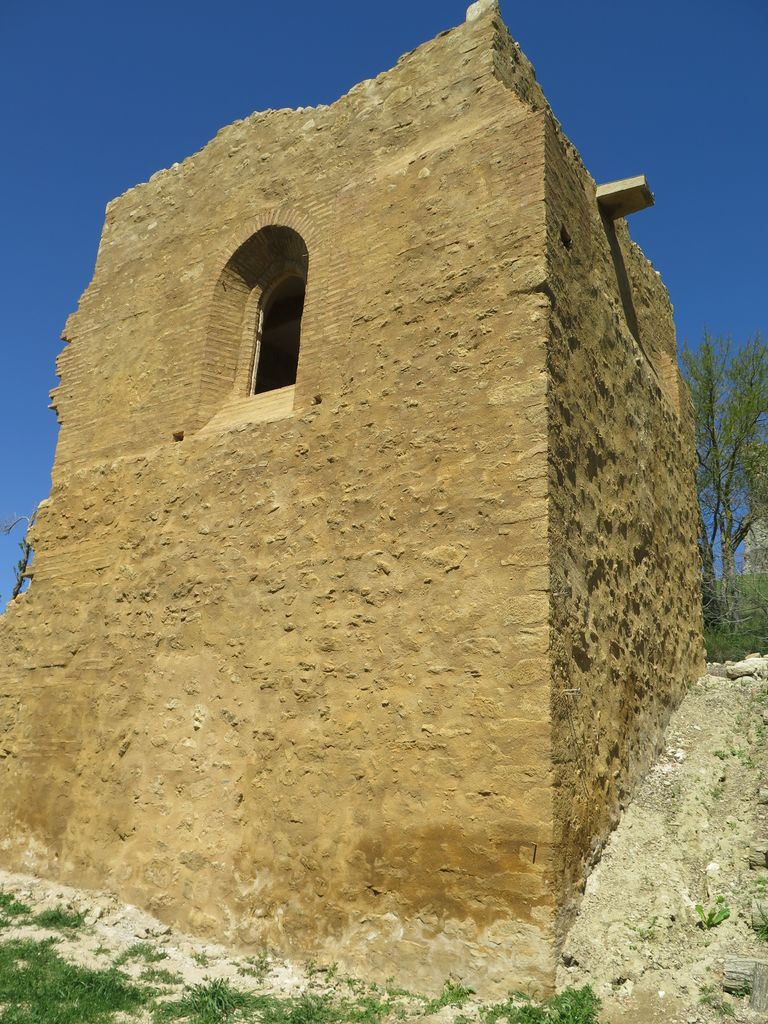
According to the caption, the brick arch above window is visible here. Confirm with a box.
[193,208,322,430]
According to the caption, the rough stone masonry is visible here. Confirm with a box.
[0,0,704,997]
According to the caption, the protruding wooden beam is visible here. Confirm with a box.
[597,175,654,219]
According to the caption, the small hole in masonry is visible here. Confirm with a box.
[312,395,322,406]
[560,224,573,251]
[172,431,185,442]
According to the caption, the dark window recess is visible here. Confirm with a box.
[253,277,306,394]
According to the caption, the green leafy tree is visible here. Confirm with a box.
[682,332,768,632]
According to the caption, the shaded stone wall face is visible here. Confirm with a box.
[0,13,562,997]
[543,117,705,938]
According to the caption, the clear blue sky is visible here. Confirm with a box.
[0,0,765,603]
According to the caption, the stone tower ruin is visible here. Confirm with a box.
[0,0,703,996]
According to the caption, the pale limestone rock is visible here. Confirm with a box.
[727,657,768,679]
[466,0,498,22]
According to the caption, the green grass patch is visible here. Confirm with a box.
[0,937,151,1023]
[155,982,400,1024]
[261,992,341,1024]
[115,940,168,965]
[150,978,604,1024]
[33,906,87,931]
[0,893,31,919]
[424,979,474,1014]
[700,982,736,1018]
[238,949,271,982]
[0,892,32,929]
[155,977,261,1023]
[334,989,402,1024]
[468,986,602,1023]
[753,902,768,942]
[140,965,183,986]
[0,924,604,1024]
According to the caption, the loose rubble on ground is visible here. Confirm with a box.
[560,655,768,1023]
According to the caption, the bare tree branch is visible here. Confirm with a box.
[1,511,37,601]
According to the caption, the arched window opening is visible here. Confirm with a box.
[202,224,309,422]
[253,276,306,394]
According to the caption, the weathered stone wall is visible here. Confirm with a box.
[0,8,560,996]
[0,2,703,997]
[543,115,705,938]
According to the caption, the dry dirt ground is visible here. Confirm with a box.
[2,668,768,1022]
[559,667,768,1023]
